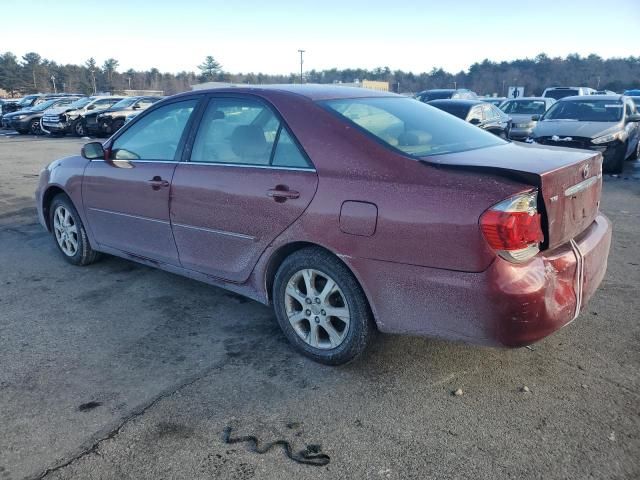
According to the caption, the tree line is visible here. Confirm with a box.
[1,51,638,98]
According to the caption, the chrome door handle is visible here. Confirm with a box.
[148,176,170,189]
[267,188,300,201]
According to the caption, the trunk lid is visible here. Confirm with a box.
[423,142,602,249]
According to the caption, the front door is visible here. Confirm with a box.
[170,96,318,282]
[82,98,199,265]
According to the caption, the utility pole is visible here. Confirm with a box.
[128,76,132,89]
[90,68,97,94]
[51,75,57,94]
[298,49,305,84]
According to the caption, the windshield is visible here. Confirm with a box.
[30,99,60,112]
[110,97,137,109]
[67,97,92,109]
[544,89,579,100]
[321,97,504,157]
[500,100,548,115]
[18,95,38,106]
[542,99,623,122]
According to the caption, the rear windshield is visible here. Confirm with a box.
[500,100,548,115]
[544,89,579,100]
[321,97,504,157]
[542,99,623,122]
[419,90,454,101]
[111,97,137,109]
[427,102,470,119]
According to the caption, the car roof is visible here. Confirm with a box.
[175,84,398,101]
[426,99,485,107]
[559,94,624,101]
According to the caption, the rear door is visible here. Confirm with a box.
[82,97,200,265]
[170,95,318,282]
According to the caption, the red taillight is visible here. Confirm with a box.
[480,190,544,263]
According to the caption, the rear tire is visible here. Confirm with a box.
[272,247,375,365]
[49,194,99,266]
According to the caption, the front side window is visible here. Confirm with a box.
[191,97,311,168]
[111,99,197,161]
[323,97,503,157]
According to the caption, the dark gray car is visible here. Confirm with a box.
[530,95,640,173]
[500,97,555,141]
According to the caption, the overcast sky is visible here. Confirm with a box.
[3,0,638,74]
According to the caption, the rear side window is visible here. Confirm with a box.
[191,97,311,168]
[323,97,504,157]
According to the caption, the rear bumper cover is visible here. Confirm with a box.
[347,214,611,347]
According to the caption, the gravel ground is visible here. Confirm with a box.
[0,133,638,480]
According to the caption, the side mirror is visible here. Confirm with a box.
[469,118,481,125]
[86,105,95,110]
[531,115,541,121]
[132,104,140,110]
[81,142,105,160]
[627,113,640,123]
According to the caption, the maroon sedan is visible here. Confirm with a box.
[35,85,611,365]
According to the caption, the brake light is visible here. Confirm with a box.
[480,190,544,263]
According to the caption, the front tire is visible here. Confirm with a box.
[112,119,125,133]
[30,119,43,135]
[631,139,640,161]
[272,248,375,365]
[49,194,99,266]
[72,119,87,137]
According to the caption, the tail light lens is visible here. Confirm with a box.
[480,190,544,263]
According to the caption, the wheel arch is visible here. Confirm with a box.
[263,241,377,328]
[41,185,68,231]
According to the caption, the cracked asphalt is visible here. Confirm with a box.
[0,134,639,480]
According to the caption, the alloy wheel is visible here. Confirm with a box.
[53,205,79,256]
[75,121,85,136]
[31,119,42,135]
[284,268,351,350]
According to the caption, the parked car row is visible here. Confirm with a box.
[414,86,640,173]
[1,96,83,134]
[1,93,164,137]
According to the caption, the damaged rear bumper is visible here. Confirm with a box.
[346,214,612,347]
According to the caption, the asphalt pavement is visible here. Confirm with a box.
[0,134,638,479]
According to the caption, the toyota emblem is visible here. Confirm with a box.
[582,164,590,179]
